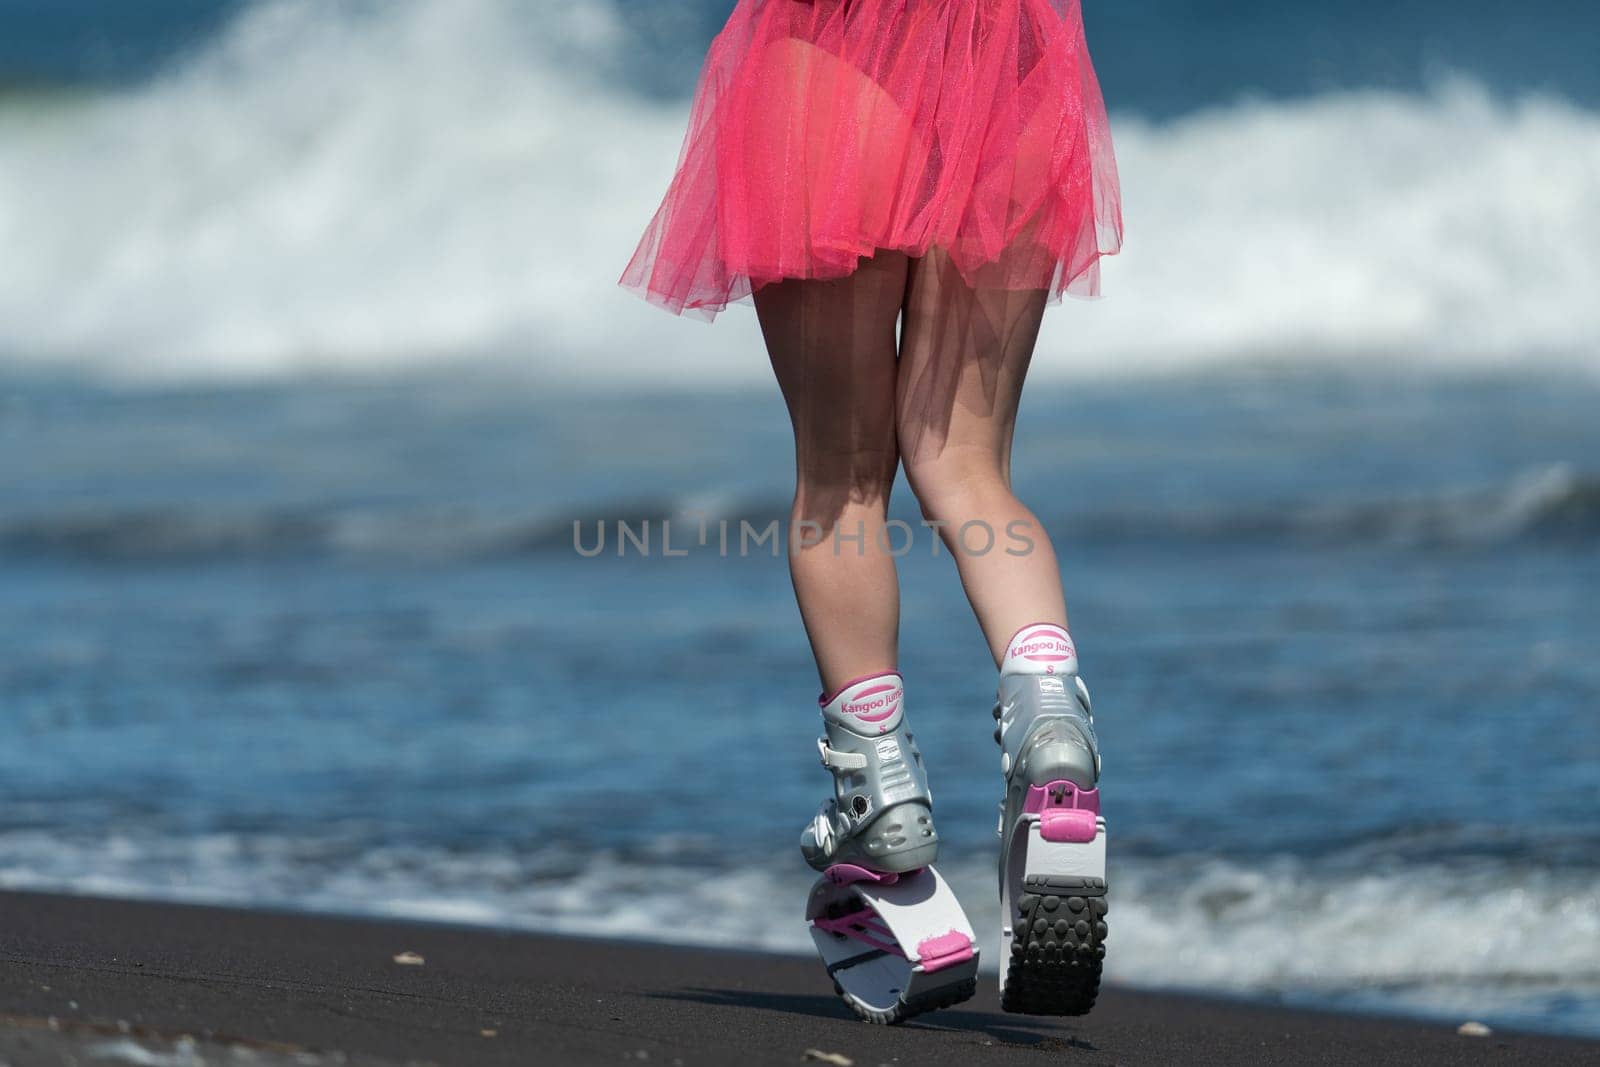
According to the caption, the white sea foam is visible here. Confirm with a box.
[0,0,1597,384]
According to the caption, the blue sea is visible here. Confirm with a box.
[2,0,1599,1041]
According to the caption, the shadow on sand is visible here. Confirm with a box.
[645,987,1099,1051]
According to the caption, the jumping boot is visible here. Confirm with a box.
[800,671,979,1024]
[992,624,1108,1015]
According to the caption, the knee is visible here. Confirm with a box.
[792,446,899,528]
[902,448,1006,526]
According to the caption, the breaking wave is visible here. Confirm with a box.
[0,0,1597,383]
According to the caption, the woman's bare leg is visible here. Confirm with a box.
[896,248,1068,666]
[754,251,910,694]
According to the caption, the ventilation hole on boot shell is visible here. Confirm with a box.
[852,796,869,816]
[887,836,906,847]
[885,822,903,833]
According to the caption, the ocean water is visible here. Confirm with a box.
[2,0,1599,1042]
[4,372,1598,1038]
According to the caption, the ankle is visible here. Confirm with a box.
[819,670,905,734]
[999,622,1078,677]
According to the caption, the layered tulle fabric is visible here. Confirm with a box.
[620,0,1123,319]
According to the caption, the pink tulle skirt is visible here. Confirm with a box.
[619,0,1123,319]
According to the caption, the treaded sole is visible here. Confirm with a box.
[1001,875,1107,1016]
[834,974,977,1025]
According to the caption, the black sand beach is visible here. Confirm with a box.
[1,890,1595,1065]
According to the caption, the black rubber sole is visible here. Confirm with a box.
[1001,874,1107,1016]
[834,974,978,1025]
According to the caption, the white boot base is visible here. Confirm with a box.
[806,865,980,1023]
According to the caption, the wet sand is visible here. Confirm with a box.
[1,889,1593,1065]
